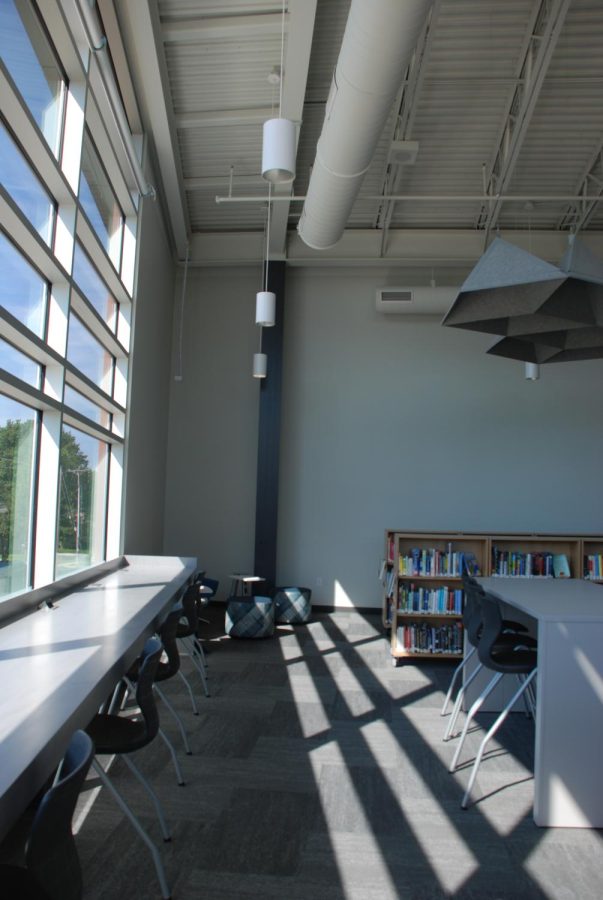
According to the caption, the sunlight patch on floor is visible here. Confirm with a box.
[360,720,479,894]
[308,754,400,899]
[284,665,332,737]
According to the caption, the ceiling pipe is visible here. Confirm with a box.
[297,0,433,250]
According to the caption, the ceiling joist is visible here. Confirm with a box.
[476,0,572,239]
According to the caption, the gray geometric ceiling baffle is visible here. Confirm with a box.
[441,237,603,364]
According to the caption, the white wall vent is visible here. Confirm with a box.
[375,286,459,315]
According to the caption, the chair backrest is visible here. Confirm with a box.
[462,577,485,646]
[157,608,183,680]
[25,730,94,900]
[179,582,201,635]
[476,592,505,666]
[133,636,163,742]
[197,575,219,597]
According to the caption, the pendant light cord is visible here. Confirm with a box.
[175,243,189,381]
[279,0,285,117]
[265,183,272,292]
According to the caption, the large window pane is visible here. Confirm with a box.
[64,384,111,430]
[72,242,117,329]
[0,0,64,154]
[55,424,107,578]
[66,314,113,393]
[0,337,41,387]
[0,230,47,336]
[0,119,55,243]
[80,131,123,268]
[0,394,36,600]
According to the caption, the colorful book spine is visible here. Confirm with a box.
[398,548,481,578]
[396,621,463,654]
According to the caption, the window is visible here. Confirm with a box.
[72,242,117,329]
[0,230,48,337]
[0,394,37,600]
[0,120,56,243]
[66,314,114,393]
[80,130,123,268]
[0,0,65,155]
[55,424,108,579]
[0,0,137,604]
[64,384,111,430]
[0,337,41,388]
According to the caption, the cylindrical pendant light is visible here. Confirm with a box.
[261,1,296,184]
[253,352,267,379]
[262,117,296,184]
[525,362,540,381]
[256,290,276,327]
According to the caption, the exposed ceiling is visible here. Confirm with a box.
[111,0,603,271]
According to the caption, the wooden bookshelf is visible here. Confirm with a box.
[583,537,603,582]
[381,530,603,666]
[383,532,488,666]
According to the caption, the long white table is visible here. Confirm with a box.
[478,577,603,828]
[0,554,196,842]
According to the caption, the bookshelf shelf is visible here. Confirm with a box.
[381,530,603,665]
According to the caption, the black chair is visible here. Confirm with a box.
[191,574,220,665]
[119,608,192,779]
[86,637,172,900]
[176,583,210,698]
[448,592,538,807]
[155,606,197,746]
[0,730,93,900]
[443,576,533,741]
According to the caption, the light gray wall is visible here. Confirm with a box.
[277,267,603,609]
[162,266,262,594]
[122,193,176,554]
[161,264,603,608]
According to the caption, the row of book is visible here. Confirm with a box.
[395,622,463,655]
[491,548,569,577]
[398,547,481,578]
[397,584,463,615]
[584,554,603,580]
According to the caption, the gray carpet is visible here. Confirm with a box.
[70,609,603,898]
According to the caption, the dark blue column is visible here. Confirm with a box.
[253,260,285,592]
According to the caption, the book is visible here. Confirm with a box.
[553,554,570,578]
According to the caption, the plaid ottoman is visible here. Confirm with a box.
[274,587,312,625]
[225,596,275,638]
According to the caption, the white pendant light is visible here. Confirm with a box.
[261,1,295,184]
[253,352,267,378]
[525,362,540,381]
[262,117,296,184]
[256,290,276,327]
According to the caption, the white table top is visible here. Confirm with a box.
[478,577,603,622]
[0,554,196,840]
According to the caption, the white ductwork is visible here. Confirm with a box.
[297,0,433,250]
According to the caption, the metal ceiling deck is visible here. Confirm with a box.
[146,0,603,249]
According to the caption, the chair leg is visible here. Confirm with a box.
[526,678,537,719]
[179,637,210,697]
[193,636,208,669]
[154,685,192,755]
[156,727,186,786]
[444,660,484,741]
[121,754,172,840]
[91,759,172,900]
[441,645,477,716]
[461,668,537,808]
[449,671,504,773]
[177,669,199,715]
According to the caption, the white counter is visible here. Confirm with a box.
[0,554,196,841]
